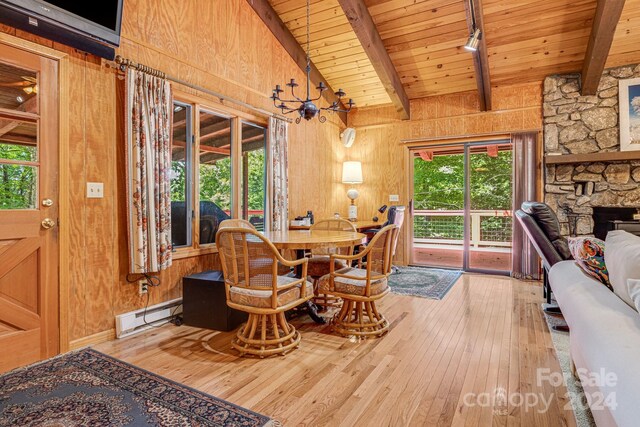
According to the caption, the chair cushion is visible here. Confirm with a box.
[317,267,388,297]
[229,276,313,309]
[306,255,348,278]
[568,236,611,286]
[521,201,572,260]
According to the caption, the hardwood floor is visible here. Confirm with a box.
[95,274,576,427]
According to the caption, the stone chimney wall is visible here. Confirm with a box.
[543,65,640,235]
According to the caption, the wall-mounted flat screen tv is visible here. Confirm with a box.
[0,0,123,58]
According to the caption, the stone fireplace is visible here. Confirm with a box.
[543,65,640,237]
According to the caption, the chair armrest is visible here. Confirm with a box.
[276,254,308,268]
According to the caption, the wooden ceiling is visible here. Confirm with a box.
[264,0,640,111]
[270,0,392,108]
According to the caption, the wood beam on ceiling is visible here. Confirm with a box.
[337,0,410,120]
[0,96,37,137]
[581,0,626,95]
[463,0,492,111]
[246,0,348,126]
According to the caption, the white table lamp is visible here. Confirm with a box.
[342,161,363,221]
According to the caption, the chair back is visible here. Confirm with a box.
[216,227,281,292]
[365,224,398,276]
[515,201,572,271]
[389,206,405,256]
[310,218,357,256]
[219,218,256,230]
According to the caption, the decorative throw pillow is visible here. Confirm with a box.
[628,279,640,313]
[605,230,640,308]
[568,236,610,286]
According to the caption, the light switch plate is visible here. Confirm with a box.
[389,194,399,202]
[87,182,104,198]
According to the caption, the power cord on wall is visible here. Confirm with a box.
[126,273,183,328]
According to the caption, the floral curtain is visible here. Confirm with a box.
[267,117,289,231]
[511,131,540,280]
[125,68,173,273]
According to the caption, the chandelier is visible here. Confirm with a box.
[271,0,355,123]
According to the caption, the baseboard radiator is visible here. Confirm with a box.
[115,298,182,338]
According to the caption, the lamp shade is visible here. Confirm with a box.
[342,161,363,184]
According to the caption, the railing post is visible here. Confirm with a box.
[471,213,481,248]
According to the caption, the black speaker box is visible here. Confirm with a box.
[182,270,247,331]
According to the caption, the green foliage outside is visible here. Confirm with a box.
[0,143,37,210]
[170,149,265,216]
[413,150,512,242]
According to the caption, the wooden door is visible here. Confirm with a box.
[0,43,59,373]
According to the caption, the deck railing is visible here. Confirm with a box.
[413,209,512,248]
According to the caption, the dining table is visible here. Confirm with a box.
[262,229,367,324]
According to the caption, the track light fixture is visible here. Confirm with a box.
[464,0,482,52]
[465,28,481,52]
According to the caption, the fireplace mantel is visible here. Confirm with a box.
[545,151,640,164]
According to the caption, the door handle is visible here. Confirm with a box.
[41,218,56,229]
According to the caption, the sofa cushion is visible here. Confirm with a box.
[229,276,313,309]
[628,279,640,313]
[568,236,610,286]
[520,202,572,260]
[605,230,640,308]
[549,261,640,427]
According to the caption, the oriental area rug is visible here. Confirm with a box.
[0,348,273,427]
[388,266,462,300]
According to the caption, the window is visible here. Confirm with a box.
[240,122,267,231]
[170,102,192,247]
[170,97,269,254]
[198,110,232,245]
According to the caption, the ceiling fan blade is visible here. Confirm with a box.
[21,76,37,84]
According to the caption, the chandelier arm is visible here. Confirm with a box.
[290,85,304,102]
[274,97,302,104]
[321,105,353,114]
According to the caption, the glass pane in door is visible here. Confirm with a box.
[467,143,513,272]
[0,62,38,113]
[412,149,465,268]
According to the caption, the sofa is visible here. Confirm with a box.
[549,230,640,427]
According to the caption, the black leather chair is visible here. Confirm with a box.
[515,201,573,305]
[171,201,231,246]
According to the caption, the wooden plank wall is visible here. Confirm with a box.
[0,0,343,344]
[0,1,542,344]
[345,82,543,266]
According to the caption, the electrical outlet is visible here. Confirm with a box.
[87,182,104,198]
[389,194,399,202]
[138,280,148,295]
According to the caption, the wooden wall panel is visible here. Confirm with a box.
[1,0,343,343]
[0,0,543,343]
[344,82,543,265]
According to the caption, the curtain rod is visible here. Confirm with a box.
[113,55,293,123]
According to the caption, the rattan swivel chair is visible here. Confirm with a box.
[317,224,397,338]
[307,218,358,308]
[216,226,313,357]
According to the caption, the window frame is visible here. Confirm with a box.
[240,120,267,231]
[171,91,270,259]
[170,101,193,249]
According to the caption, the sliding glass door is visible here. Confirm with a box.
[411,140,513,274]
